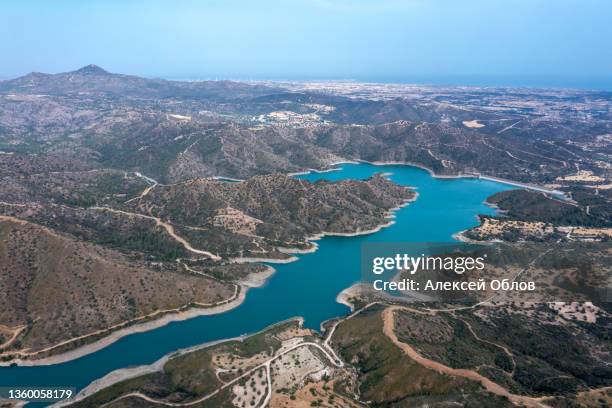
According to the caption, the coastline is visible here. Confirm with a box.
[452,198,505,245]
[278,242,319,255]
[478,175,565,196]
[335,283,366,312]
[2,160,523,369]
[1,289,248,367]
[239,265,276,287]
[2,191,415,367]
[324,158,566,197]
[230,255,299,264]
[287,160,360,177]
[286,166,344,177]
[51,317,305,408]
[229,195,416,263]
[452,229,503,245]
[314,195,417,238]
[4,160,532,396]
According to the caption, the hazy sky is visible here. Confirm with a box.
[1,0,611,87]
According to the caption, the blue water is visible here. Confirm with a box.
[0,163,513,403]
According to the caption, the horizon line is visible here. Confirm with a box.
[1,67,611,92]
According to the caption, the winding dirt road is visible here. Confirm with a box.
[100,341,342,408]
[382,306,550,407]
[91,206,221,260]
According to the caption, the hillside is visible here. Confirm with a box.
[0,216,236,361]
[0,66,610,370]
[464,189,611,242]
[123,173,413,258]
[1,66,609,186]
[0,170,414,362]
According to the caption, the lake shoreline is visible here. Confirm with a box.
[0,160,510,395]
[316,159,566,197]
[2,183,415,367]
[51,317,305,407]
[230,194,416,263]
[1,289,248,368]
[44,160,502,371]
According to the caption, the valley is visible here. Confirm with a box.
[0,67,610,407]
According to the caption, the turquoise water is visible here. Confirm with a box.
[0,163,513,404]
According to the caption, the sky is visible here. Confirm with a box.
[1,0,611,89]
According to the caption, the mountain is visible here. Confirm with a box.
[1,67,609,187]
[73,64,110,75]
[124,173,414,257]
[0,215,236,359]
[0,169,414,362]
[0,64,278,100]
[0,66,610,403]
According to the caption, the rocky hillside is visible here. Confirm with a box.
[1,66,609,186]
[463,189,611,242]
[0,216,236,360]
[0,169,414,361]
[125,173,413,257]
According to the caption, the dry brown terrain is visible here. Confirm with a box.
[64,320,360,408]
[0,216,235,360]
[383,306,548,407]
[0,167,414,363]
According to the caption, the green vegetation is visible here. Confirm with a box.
[72,321,298,407]
[390,304,612,396]
[487,189,610,227]
[394,311,510,371]
[331,305,509,406]
[94,227,187,261]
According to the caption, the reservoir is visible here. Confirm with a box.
[0,163,513,403]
